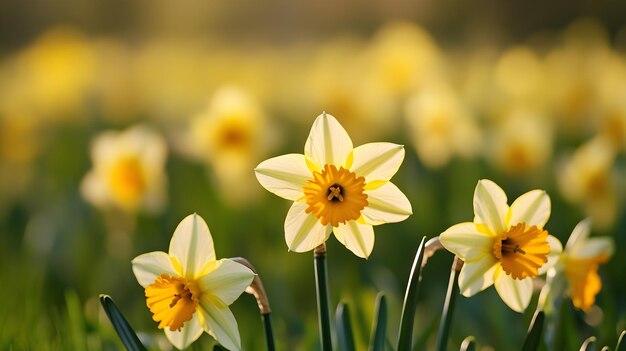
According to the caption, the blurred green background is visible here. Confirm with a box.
[1,1,625,350]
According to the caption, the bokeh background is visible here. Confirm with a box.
[1,1,625,350]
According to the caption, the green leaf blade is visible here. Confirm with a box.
[99,294,147,351]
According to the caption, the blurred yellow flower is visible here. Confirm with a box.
[255,113,412,258]
[132,214,255,350]
[494,45,545,106]
[81,125,167,214]
[439,179,562,312]
[559,219,614,311]
[189,85,273,206]
[488,108,554,175]
[0,26,96,121]
[557,137,618,230]
[405,87,482,169]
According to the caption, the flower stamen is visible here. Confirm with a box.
[327,185,344,202]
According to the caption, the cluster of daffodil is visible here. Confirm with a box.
[2,19,625,228]
[99,113,618,351]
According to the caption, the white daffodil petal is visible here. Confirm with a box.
[538,235,563,275]
[565,218,591,252]
[131,251,178,287]
[439,222,495,262]
[200,303,241,351]
[304,113,353,168]
[284,202,328,252]
[198,259,255,306]
[334,221,375,258]
[169,214,216,279]
[574,237,615,259]
[473,179,508,235]
[458,257,498,297]
[361,182,412,225]
[494,268,533,313]
[509,190,551,228]
[351,143,405,183]
[255,154,311,201]
[164,313,203,350]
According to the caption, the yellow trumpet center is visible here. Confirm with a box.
[492,223,550,280]
[303,164,368,227]
[145,274,200,331]
[108,157,146,205]
[562,254,610,311]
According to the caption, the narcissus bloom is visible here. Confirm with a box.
[559,219,614,311]
[81,124,167,214]
[255,113,412,258]
[132,214,255,350]
[439,179,562,312]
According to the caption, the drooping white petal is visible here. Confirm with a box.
[538,235,563,275]
[473,179,508,235]
[169,214,216,279]
[458,256,498,297]
[304,113,353,169]
[131,251,178,287]
[284,202,330,252]
[439,222,495,262]
[508,189,551,228]
[333,221,375,258]
[565,218,591,252]
[494,267,533,312]
[350,143,405,183]
[361,182,412,225]
[164,313,204,350]
[255,154,311,201]
[199,301,242,351]
[197,259,255,306]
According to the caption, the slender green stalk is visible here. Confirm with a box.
[369,293,388,351]
[617,330,626,351]
[336,302,355,351]
[397,237,426,351]
[262,313,276,351]
[436,257,462,351]
[315,243,333,351]
[460,336,476,351]
[522,310,545,351]
[580,336,596,351]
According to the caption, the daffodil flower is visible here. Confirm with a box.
[131,214,255,350]
[255,113,412,258]
[560,219,614,311]
[439,179,562,312]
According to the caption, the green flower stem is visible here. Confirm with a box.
[315,243,333,351]
[230,257,275,351]
[397,237,426,351]
[436,256,462,351]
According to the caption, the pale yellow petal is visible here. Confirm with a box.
[573,237,614,259]
[304,113,353,169]
[199,302,242,351]
[169,214,216,279]
[163,313,203,350]
[131,251,178,287]
[197,259,255,306]
[350,143,404,183]
[255,154,311,201]
[361,182,412,225]
[284,201,329,252]
[538,235,563,275]
[508,189,551,228]
[439,222,495,262]
[494,267,533,312]
[473,179,508,235]
[458,257,498,297]
[333,221,375,258]
[564,218,591,252]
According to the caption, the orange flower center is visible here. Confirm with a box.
[145,274,200,331]
[562,254,610,311]
[302,164,368,227]
[492,223,550,280]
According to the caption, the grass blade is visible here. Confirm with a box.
[617,330,626,351]
[521,310,545,351]
[460,336,476,351]
[580,336,596,351]
[397,236,427,351]
[436,257,461,351]
[336,302,356,351]
[99,294,146,351]
[369,293,388,351]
